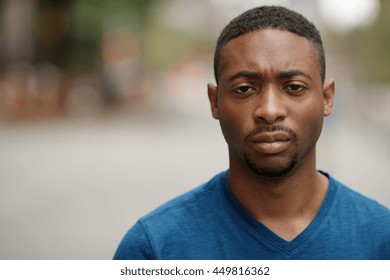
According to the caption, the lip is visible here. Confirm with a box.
[250,132,292,154]
[251,131,292,143]
[252,140,290,154]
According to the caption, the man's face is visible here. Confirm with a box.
[208,29,334,178]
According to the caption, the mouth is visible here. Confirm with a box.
[252,140,291,154]
[251,131,292,142]
[251,132,292,154]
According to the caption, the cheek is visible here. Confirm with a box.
[219,113,239,145]
[218,103,250,145]
[297,103,324,145]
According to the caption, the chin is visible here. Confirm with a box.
[244,153,298,178]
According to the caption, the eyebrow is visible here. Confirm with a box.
[278,69,312,81]
[227,71,260,83]
[226,69,312,84]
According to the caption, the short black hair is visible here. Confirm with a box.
[214,6,325,84]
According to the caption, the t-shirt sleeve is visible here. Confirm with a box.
[113,220,155,260]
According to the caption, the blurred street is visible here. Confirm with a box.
[0,100,389,259]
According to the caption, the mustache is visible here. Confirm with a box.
[245,125,297,141]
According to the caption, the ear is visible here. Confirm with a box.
[322,78,335,117]
[207,83,219,119]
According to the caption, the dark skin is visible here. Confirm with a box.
[208,29,335,241]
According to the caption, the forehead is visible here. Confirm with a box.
[219,29,320,81]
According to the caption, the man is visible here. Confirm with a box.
[114,6,390,259]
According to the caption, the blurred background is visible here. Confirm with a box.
[0,0,389,259]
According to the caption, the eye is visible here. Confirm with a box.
[233,86,256,94]
[284,84,307,94]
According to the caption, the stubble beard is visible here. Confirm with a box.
[239,125,301,178]
[225,124,319,179]
[243,151,299,178]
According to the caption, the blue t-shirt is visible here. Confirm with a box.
[114,171,390,259]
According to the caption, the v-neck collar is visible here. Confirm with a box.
[221,170,338,254]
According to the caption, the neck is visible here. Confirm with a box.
[227,150,329,240]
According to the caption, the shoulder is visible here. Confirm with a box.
[142,170,227,222]
[114,171,229,259]
[325,174,390,259]
[329,174,389,217]
[113,218,153,259]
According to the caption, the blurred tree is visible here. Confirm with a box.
[139,1,215,72]
[343,0,390,84]
[34,0,158,71]
[34,0,73,67]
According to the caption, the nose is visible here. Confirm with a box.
[253,85,287,124]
